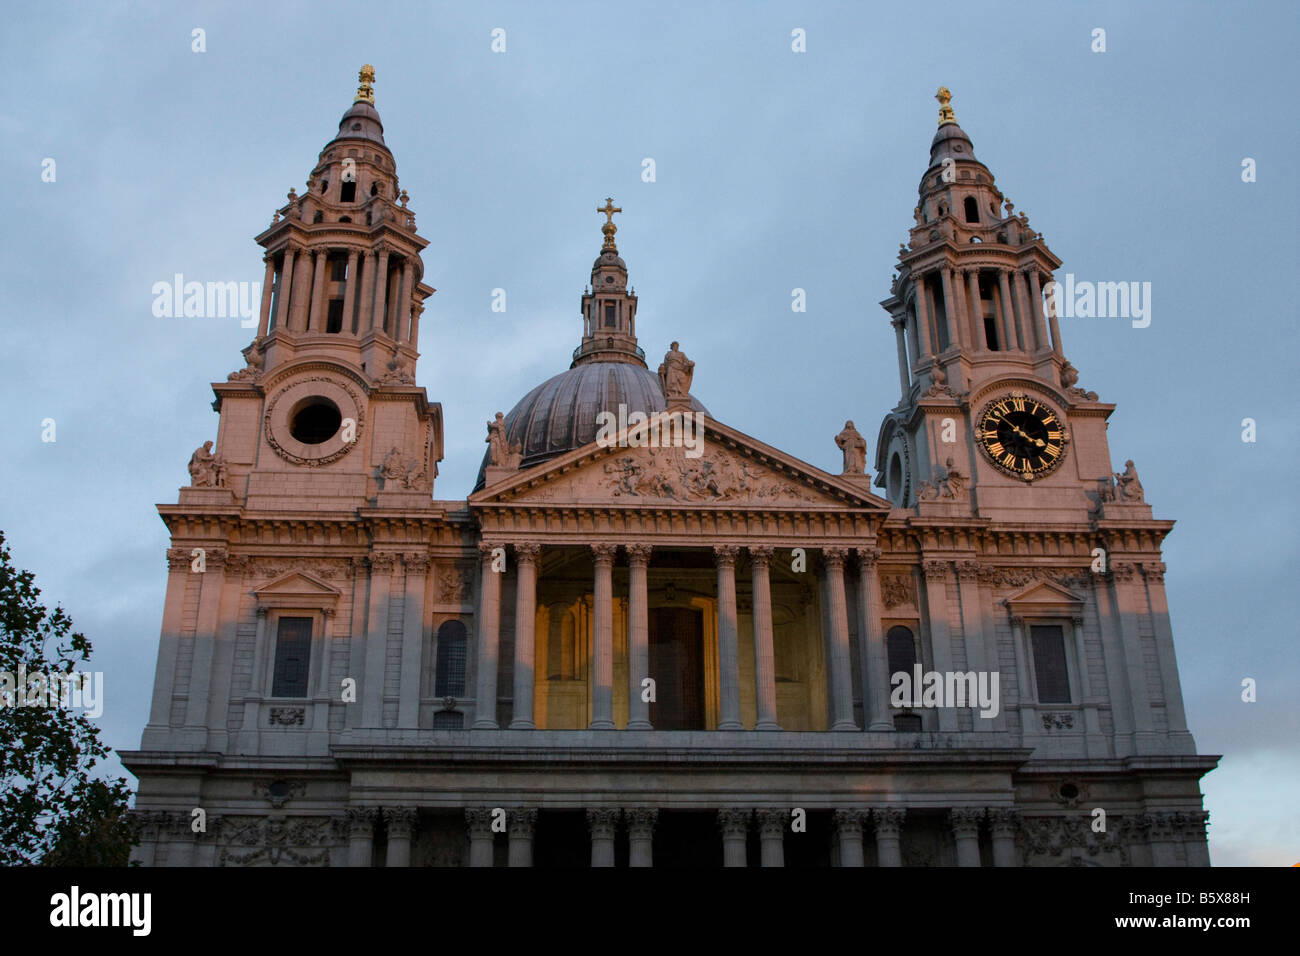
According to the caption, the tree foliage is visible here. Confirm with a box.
[0,531,136,865]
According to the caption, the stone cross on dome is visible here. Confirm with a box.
[597,197,622,251]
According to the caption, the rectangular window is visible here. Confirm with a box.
[330,257,347,281]
[984,315,1000,351]
[271,616,313,698]
[1030,624,1071,703]
[326,298,344,333]
[604,303,616,327]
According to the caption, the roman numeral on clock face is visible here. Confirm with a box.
[988,442,1005,457]
[1001,453,1016,468]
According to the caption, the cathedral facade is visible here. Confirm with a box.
[122,71,1216,867]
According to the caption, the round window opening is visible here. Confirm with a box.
[1058,782,1079,800]
[290,398,342,444]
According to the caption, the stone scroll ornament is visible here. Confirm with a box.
[188,440,226,488]
[486,411,522,468]
[835,420,867,475]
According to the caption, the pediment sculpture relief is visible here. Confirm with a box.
[599,445,820,504]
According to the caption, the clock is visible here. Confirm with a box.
[976,393,1069,480]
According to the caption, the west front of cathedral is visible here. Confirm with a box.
[122,72,1217,867]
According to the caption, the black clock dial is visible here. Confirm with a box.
[977,396,1067,480]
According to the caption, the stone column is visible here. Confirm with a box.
[346,807,377,867]
[922,559,959,732]
[308,249,327,332]
[371,246,391,332]
[398,554,429,729]
[822,548,858,731]
[965,268,986,350]
[1013,269,1036,351]
[410,298,424,348]
[835,809,867,867]
[940,266,961,350]
[626,544,652,730]
[756,809,786,867]
[361,552,395,728]
[341,249,360,335]
[997,270,1019,350]
[1027,268,1051,356]
[466,808,495,867]
[472,542,502,729]
[1042,271,1064,358]
[590,544,617,729]
[510,544,540,729]
[273,246,296,332]
[714,545,743,730]
[951,809,984,867]
[383,807,417,867]
[749,546,780,730]
[989,808,1020,866]
[718,809,750,867]
[257,255,274,337]
[357,250,375,335]
[913,274,934,359]
[289,244,313,332]
[507,808,538,867]
[856,547,893,731]
[872,808,905,867]
[627,808,657,867]
[588,808,619,867]
[891,317,911,394]
[397,258,416,342]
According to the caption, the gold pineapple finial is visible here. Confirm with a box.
[936,86,957,126]
[597,197,622,251]
[355,64,376,104]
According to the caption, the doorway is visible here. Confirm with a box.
[648,606,705,730]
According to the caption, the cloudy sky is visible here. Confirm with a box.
[1,1,1296,866]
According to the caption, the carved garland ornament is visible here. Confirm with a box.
[263,375,366,466]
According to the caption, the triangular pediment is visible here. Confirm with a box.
[1004,579,1083,615]
[253,571,341,599]
[471,415,891,511]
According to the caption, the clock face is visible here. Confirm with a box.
[977,394,1068,480]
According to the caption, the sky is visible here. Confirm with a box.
[1,0,1296,866]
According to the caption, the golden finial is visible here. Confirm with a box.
[936,86,957,126]
[355,64,376,105]
[597,197,622,251]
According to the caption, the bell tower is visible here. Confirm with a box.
[194,66,443,512]
[875,88,1130,523]
[572,198,645,367]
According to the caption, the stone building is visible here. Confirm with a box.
[122,72,1217,867]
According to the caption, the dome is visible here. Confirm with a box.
[928,121,977,168]
[474,362,710,490]
[331,101,386,147]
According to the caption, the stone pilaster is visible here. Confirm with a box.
[509,544,540,729]
[856,547,892,731]
[626,807,657,867]
[626,544,652,730]
[383,807,417,867]
[922,559,958,731]
[361,552,395,728]
[398,553,430,729]
[507,808,538,867]
[718,809,750,867]
[872,808,905,867]
[587,808,619,867]
[714,545,743,730]
[590,544,617,729]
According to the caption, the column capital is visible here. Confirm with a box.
[625,807,658,836]
[822,546,849,570]
[749,545,775,566]
[478,540,503,559]
[586,808,620,838]
[1140,561,1167,583]
[988,808,1022,836]
[956,559,980,580]
[871,807,906,835]
[855,546,882,568]
[591,543,618,566]
[507,808,538,837]
[513,542,541,563]
[626,543,652,566]
[949,807,985,837]
[368,551,397,573]
[1009,614,1026,630]
[465,808,496,837]
[755,809,786,836]
[712,544,740,566]
[923,558,950,582]
[716,808,752,837]
[346,806,379,837]
[834,808,867,836]
[382,807,417,838]
[403,552,432,573]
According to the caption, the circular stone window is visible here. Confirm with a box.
[290,397,342,444]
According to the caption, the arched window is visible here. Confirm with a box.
[434,620,468,697]
[340,180,356,203]
[964,196,979,223]
[369,182,379,197]
[886,625,922,730]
